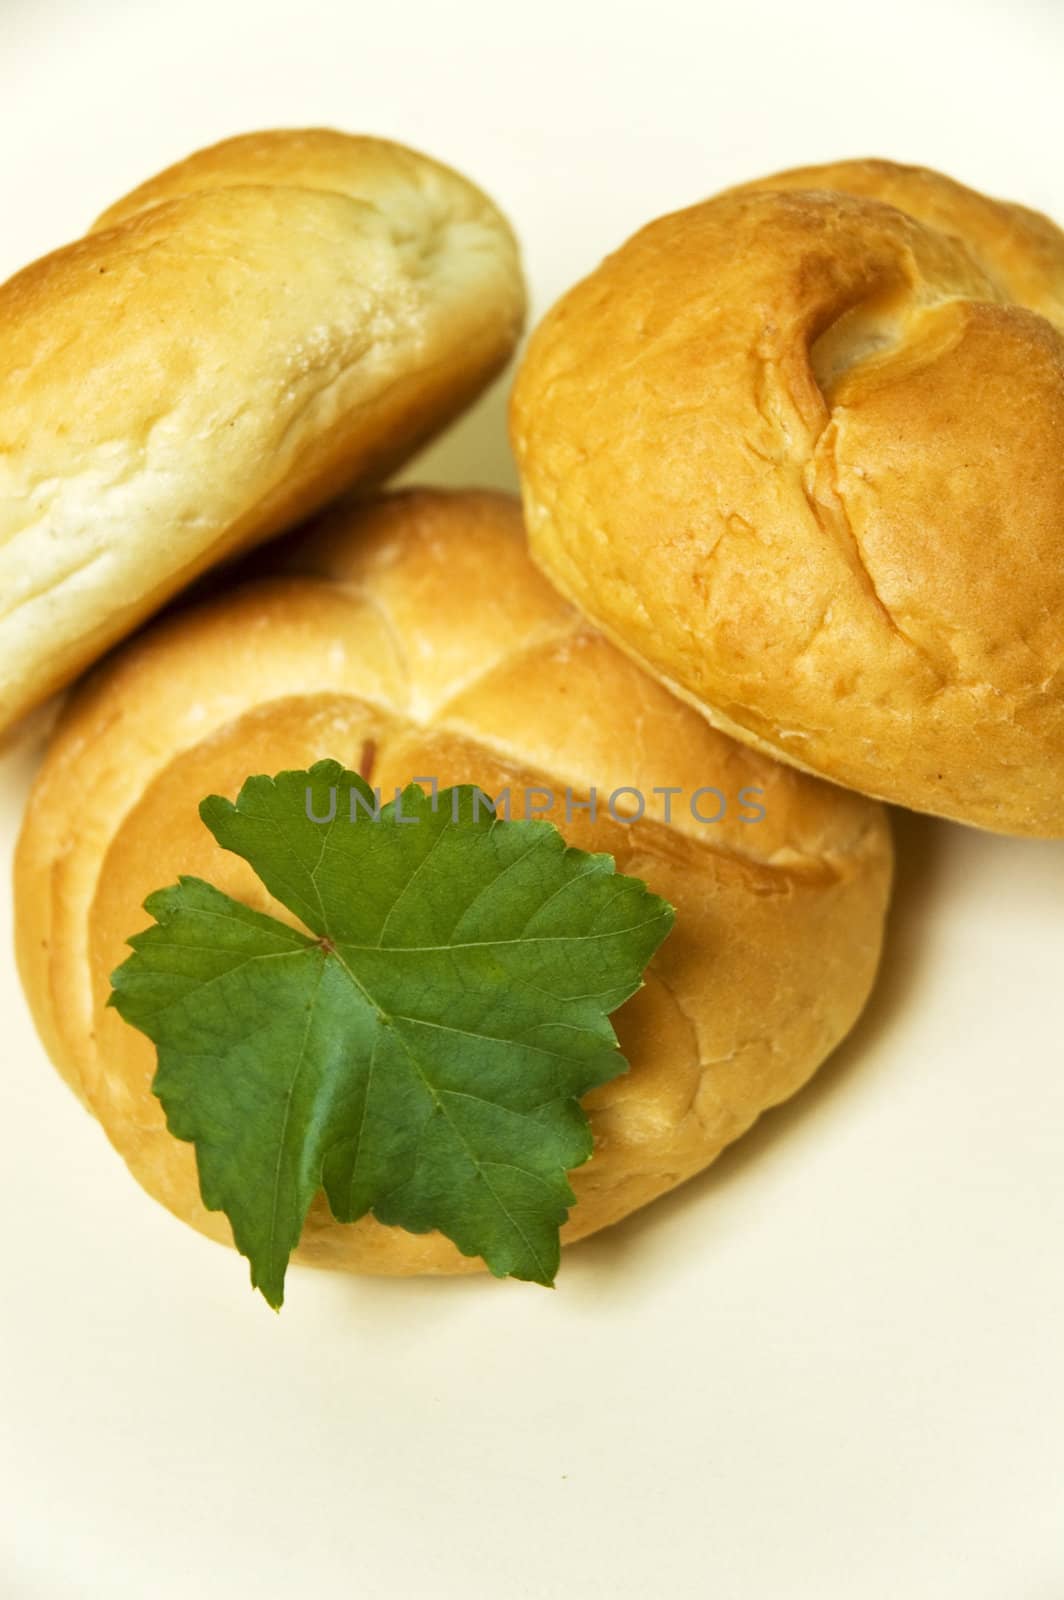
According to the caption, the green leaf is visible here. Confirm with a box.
[109,761,674,1307]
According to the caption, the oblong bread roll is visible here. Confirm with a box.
[0,129,525,734]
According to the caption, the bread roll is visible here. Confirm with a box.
[15,489,891,1276]
[0,129,525,735]
[510,158,1064,836]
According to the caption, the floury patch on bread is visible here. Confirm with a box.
[0,128,526,736]
[511,158,1064,837]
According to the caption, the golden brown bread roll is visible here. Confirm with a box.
[0,129,525,736]
[510,158,1064,837]
[15,489,892,1276]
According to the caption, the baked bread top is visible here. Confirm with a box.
[0,128,525,735]
[510,158,1064,836]
[14,489,891,1276]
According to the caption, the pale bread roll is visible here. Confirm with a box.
[510,159,1064,836]
[0,129,525,735]
[15,490,892,1276]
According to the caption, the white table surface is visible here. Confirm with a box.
[1,1,1062,1595]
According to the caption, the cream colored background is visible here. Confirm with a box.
[1,1,1063,1595]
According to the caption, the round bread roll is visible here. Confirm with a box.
[0,129,525,736]
[15,489,892,1277]
[510,158,1064,837]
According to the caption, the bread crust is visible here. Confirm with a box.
[15,489,891,1276]
[510,158,1064,836]
[0,129,525,734]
